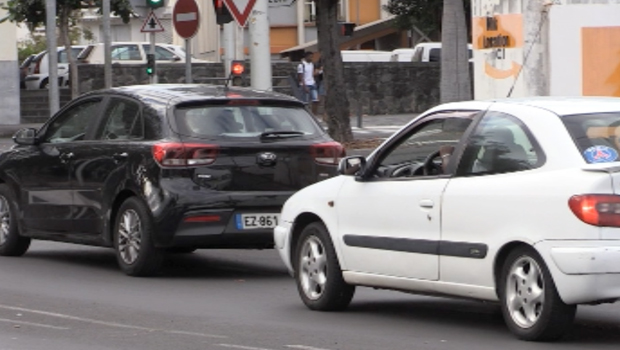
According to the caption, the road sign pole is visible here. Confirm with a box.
[150,32,157,84]
[185,39,192,84]
[46,0,59,114]
[249,0,271,91]
[223,22,235,75]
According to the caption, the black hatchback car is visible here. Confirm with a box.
[0,84,344,276]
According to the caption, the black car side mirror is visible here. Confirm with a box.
[13,128,38,146]
[338,156,366,176]
[172,55,181,62]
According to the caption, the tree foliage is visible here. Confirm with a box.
[1,0,134,98]
[384,0,471,39]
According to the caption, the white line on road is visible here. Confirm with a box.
[217,344,277,350]
[0,317,69,330]
[0,304,226,339]
[286,345,332,350]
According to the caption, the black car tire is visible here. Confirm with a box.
[499,246,576,341]
[294,222,355,311]
[40,78,49,89]
[114,197,164,277]
[0,184,31,257]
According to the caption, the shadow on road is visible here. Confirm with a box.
[24,247,288,280]
[346,298,620,345]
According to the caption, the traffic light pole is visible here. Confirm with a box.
[46,0,59,114]
[103,0,112,89]
[150,32,157,84]
[249,0,271,91]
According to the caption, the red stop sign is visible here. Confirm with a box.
[173,0,200,39]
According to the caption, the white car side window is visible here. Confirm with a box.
[460,112,544,176]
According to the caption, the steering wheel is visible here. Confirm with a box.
[390,163,417,178]
[423,150,442,176]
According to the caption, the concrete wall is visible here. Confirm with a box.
[77,62,441,115]
[0,7,20,125]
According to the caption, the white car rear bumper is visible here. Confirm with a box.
[536,240,620,304]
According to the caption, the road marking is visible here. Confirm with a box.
[287,346,332,350]
[217,344,276,350]
[0,304,226,339]
[0,317,69,330]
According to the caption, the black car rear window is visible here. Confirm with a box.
[563,112,620,163]
[174,103,322,139]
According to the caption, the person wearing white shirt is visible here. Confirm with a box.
[297,51,319,114]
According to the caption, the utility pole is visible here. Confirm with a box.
[103,0,112,89]
[249,0,271,91]
[235,25,244,61]
[223,22,235,74]
[46,0,59,115]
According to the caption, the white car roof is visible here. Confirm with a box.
[429,97,620,118]
[492,97,620,116]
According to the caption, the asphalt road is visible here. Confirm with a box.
[1,241,619,350]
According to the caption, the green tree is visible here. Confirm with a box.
[314,0,353,143]
[384,0,471,41]
[1,0,134,98]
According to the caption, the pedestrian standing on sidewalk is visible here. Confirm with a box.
[315,57,327,120]
[297,51,319,115]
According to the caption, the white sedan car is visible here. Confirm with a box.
[275,97,620,341]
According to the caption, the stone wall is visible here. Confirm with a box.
[77,62,441,115]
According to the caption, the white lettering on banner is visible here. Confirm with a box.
[176,12,197,22]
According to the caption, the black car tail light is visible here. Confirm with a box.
[311,142,346,165]
[569,194,620,227]
[152,143,219,167]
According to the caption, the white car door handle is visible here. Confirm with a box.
[419,199,434,208]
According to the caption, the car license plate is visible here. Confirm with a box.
[236,213,280,230]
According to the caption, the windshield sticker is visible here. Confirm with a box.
[584,146,619,163]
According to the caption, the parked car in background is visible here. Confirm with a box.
[24,46,86,90]
[275,97,620,341]
[77,42,208,64]
[0,84,344,277]
[389,48,416,62]
[19,54,36,89]
[341,50,392,62]
[406,42,473,62]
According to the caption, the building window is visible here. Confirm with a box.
[305,0,345,23]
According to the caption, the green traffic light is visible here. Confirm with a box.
[146,0,165,8]
[146,68,153,75]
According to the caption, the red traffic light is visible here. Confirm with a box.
[231,61,245,75]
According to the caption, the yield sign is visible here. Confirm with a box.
[140,10,165,33]
[223,0,257,27]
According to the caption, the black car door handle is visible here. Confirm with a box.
[59,152,74,162]
[113,152,129,162]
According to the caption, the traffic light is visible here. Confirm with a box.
[146,54,155,76]
[340,22,356,37]
[227,60,246,87]
[146,0,165,9]
[214,0,233,25]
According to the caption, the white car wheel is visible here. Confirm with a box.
[294,222,355,311]
[500,246,576,341]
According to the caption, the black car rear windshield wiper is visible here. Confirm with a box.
[260,131,305,139]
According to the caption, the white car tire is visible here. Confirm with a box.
[499,246,576,341]
[294,222,355,311]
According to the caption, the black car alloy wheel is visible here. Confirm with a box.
[0,184,31,256]
[114,197,163,277]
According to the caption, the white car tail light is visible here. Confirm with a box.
[569,194,620,227]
